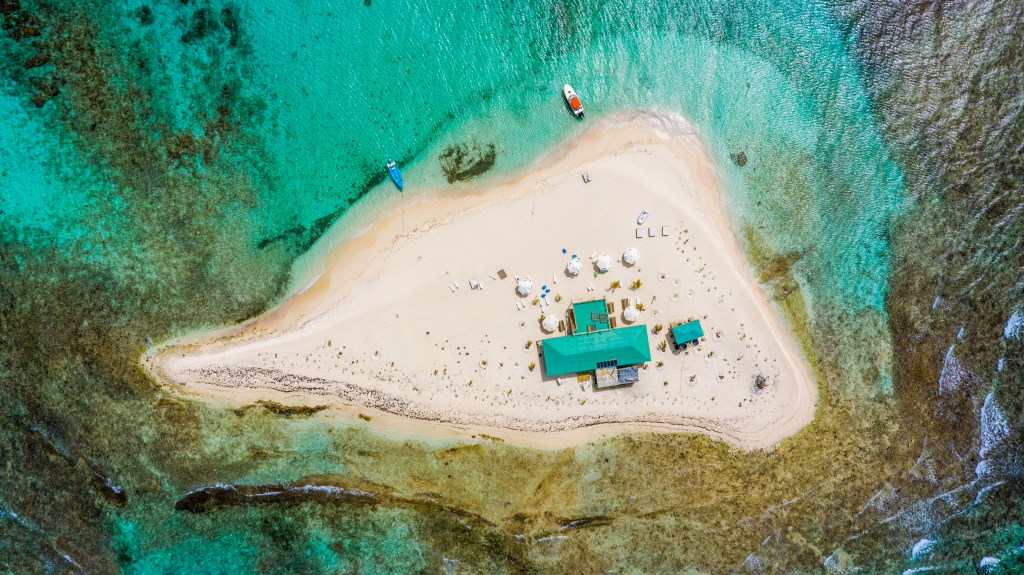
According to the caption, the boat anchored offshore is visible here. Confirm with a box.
[386,160,404,191]
[563,84,584,117]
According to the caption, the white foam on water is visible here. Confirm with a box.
[1004,309,1024,339]
[997,357,1005,372]
[979,556,1000,570]
[979,391,1010,459]
[901,567,937,575]
[938,345,966,395]
[910,539,935,559]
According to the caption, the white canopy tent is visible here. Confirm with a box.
[541,315,558,332]
[566,258,583,276]
[623,305,640,323]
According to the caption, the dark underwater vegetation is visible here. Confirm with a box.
[1,0,1022,573]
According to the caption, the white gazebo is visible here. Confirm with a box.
[516,278,533,296]
[566,258,583,276]
[594,254,612,273]
[541,315,558,333]
[623,247,640,265]
[623,305,640,323]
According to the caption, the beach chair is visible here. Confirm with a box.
[662,226,669,236]
[469,280,479,290]
[648,227,656,237]
[558,320,565,333]
[609,317,617,328]
[489,272,498,280]
[607,301,615,313]
[450,284,457,292]
[621,298,629,309]
[453,281,460,289]
[636,228,643,238]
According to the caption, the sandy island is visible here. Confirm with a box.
[145,115,817,450]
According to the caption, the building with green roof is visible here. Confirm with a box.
[541,324,651,377]
[671,320,705,349]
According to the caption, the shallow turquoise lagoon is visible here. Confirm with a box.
[1,0,1021,572]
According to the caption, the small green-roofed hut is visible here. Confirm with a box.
[672,320,704,346]
[541,325,651,376]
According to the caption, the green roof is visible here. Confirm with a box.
[541,325,651,376]
[573,299,609,333]
[672,320,704,344]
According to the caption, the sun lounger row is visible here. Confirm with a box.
[636,226,670,238]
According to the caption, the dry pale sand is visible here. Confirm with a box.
[146,114,817,450]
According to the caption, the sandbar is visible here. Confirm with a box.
[146,114,817,450]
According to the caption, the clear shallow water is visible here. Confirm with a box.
[1,0,1021,573]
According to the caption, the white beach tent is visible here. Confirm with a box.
[623,247,640,265]
[623,305,640,323]
[516,278,533,296]
[594,254,612,273]
[541,315,558,332]
[566,258,583,276]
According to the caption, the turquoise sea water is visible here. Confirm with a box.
[2,0,1022,573]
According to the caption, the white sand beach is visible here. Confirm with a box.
[146,115,817,450]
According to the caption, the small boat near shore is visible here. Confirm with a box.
[386,160,404,191]
[563,84,584,117]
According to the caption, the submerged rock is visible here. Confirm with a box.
[439,141,496,183]
[732,150,748,166]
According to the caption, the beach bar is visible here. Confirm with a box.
[671,319,705,350]
[542,298,651,388]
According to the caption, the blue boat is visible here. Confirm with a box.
[386,160,404,190]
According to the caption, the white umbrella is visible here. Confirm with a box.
[623,247,640,265]
[594,254,612,273]
[516,278,533,296]
[566,258,583,276]
[541,315,558,332]
[623,305,640,323]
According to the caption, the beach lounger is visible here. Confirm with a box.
[621,298,629,309]
[469,280,479,290]
[478,281,484,290]
[662,226,669,236]
[450,284,457,292]
[489,272,498,280]
[607,301,615,313]
[636,228,643,238]
[526,275,533,281]
[453,281,460,289]
[497,269,507,280]
[610,317,617,328]
[648,227,656,237]
[558,320,565,333]
[553,275,558,284]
